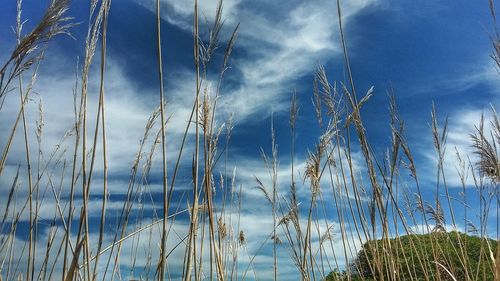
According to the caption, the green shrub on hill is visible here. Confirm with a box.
[326,231,498,281]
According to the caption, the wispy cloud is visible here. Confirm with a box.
[417,106,498,188]
[138,0,379,122]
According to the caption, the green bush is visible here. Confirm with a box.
[356,232,497,280]
[326,231,498,281]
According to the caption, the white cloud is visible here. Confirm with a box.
[419,107,497,188]
[410,57,500,100]
[137,0,379,122]
[137,0,242,31]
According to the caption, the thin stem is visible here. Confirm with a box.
[155,0,169,279]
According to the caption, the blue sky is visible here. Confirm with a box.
[0,0,498,280]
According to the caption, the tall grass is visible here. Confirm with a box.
[0,0,498,281]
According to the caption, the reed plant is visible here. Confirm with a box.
[0,0,498,281]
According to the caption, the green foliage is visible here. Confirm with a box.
[324,269,364,281]
[355,231,497,280]
[326,231,498,281]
